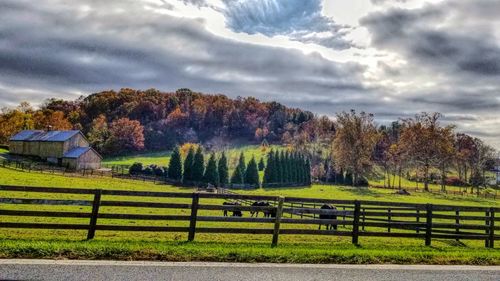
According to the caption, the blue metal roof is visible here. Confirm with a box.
[46,130,80,142]
[10,130,81,142]
[10,130,44,141]
[63,147,91,158]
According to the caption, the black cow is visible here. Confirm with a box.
[250,201,276,218]
[250,201,268,217]
[318,204,337,230]
[223,201,243,217]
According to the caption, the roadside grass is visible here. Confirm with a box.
[1,239,499,265]
[1,166,499,264]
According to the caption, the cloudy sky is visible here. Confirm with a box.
[1,0,499,148]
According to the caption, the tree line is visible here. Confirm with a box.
[317,111,497,193]
[128,146,312,188]
[0,88,334,156]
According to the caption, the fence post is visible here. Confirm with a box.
[485,209,490,248]
[87,189,102,240]
[388,208,392,233]
[425,204,433,246]
[361,208,366,231]
[416,210,420,234]
[455,210,460,242]
[489,208,495,248]
[352,200,360,245]
[188,192,200,242]
[271,196,285,247]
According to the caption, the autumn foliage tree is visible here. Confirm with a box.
[332,110,379,186]
[105,118,145,155]
[398,112,455,191]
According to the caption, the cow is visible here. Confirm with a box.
[222,201,243,217]
[250,201,276,218]
[318,204,338,230]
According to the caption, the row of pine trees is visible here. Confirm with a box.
[263,150,311,187]
[131,147,312,188]
[168,147,262,187]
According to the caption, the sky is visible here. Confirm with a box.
[0,0,499,148]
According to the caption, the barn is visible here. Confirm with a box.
[9,130,102,170]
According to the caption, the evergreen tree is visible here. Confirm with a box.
[290,153,297,183]
[263,150,274,186]
[203,153,219,186]
[192,146,205,182]
[285,152,292,183]
[335,168,345,185]
[305,158,311,185]
[275,151,283,183]
[183,147,195,183]
[230,152,246,185]
[245,156,260,186]
[296,154,304,183]
[218,152,229,187]
[258,157,265,171]
[167,146,182,181]
[345,171,353,186]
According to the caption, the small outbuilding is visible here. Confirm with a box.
[62,147,102,170]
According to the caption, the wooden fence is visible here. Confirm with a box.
[0,185,498,247]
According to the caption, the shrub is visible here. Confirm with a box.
[357,177,369,187]
[129,162,143,175]
[143,166,154,176]
[445,176,467,187]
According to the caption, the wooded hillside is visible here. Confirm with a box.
[0,88,335,155]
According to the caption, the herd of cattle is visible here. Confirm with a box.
[222,201,339,230]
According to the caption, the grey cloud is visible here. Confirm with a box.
[0,0,366,110]
[222,0,353,50]
[361,3,500,77]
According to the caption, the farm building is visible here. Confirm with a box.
[9,130,102,170]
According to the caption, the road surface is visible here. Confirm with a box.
[1,260,499,281]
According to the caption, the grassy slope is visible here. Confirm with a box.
[1,166,499,264]
[102,145,279,167]
[0,148,8,159]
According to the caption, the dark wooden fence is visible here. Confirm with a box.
[0,185,498,247]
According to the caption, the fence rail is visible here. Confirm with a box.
[0,185,498,247]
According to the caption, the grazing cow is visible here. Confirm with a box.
[318,204,338,230]
[250,201,269,217]
[222,201,243,217]
[250,201,276,218]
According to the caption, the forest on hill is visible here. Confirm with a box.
[0,88,335,155]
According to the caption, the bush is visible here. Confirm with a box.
[356,177,369,187]
[445,176,467,187]
[129,163,143,175]
[143,166,154,176]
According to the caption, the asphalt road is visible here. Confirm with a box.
[1,260,499,281]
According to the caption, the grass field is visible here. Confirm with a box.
[102,145,280,168]
[0,148,8,159]
[1,166,499,264]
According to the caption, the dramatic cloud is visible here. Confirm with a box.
[0,0,366,109]
[359,0,500,147]
[0,0,499,148]
[222,0,353,50]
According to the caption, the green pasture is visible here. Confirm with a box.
[0,166,499,264]
[102,145,281,168]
